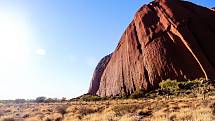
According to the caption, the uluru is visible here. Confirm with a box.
[88,0,215,97]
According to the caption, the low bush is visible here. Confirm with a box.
[55,105,68,116]
[120,92,128,99]
[159,78,208,97]
[137,109,152,117]
[80,95,103,102]
[179,80,200,90]
[159,79,179,94]
[77,106,97,116]
[112,104,144,116]
[45,98,57,103]
[35,96,47,103]
[129,89,145,99]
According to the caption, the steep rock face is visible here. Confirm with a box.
[88,54,112,95]
[88,0,215,97]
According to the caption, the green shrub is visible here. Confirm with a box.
[80,95,103,102]
[159,78,207,96]
[179,79,200,90]
[159,79,179,93]
[129,89,145,99]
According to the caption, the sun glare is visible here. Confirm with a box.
[0,12,29,80]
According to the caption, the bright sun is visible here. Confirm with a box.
[0,12,29,79]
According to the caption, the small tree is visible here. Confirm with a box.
[35,96,46,103]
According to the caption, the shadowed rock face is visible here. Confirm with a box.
[88,0,215,97]
[88,54,112,95]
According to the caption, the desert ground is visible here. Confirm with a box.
[0,96,215,121]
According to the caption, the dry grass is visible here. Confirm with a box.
[1,96,215,121]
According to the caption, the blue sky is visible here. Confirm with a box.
[0,0,214,100]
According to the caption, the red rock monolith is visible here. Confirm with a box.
[88,0,215,97]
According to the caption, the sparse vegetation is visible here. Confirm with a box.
[159,79,179,94]
[45,98,58,103]
[14,99,26,104]
[137,109,152,117]
[112,104,144,116]
[129,89,145,99]
[1,97,215,121]
[156,78,213,97]
[1,117,15,121]
[76,106,98,116]
[1,78,215,121]
[35,96,47,103]
[55,105,68,116]
[125,78,208,98]
[80,95,104,102]
[120,91,128,99]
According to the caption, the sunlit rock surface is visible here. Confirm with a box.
[89,0,215,97]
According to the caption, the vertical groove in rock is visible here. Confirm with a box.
[133,23,143,54]
[121,55,127,94]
